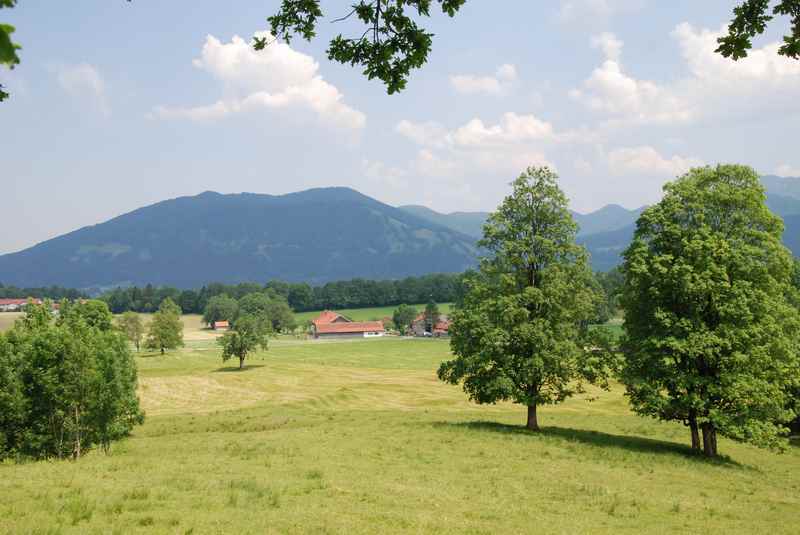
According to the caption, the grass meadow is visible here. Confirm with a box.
[294,303,453,325]
[1,322,799,534]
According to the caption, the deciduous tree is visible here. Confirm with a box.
[202,294,239,327]
[392,304,417,334]
[145,298,184,355]
[117,311,144,351]
[438,167,613,431]
[620,164,800,457]
[218,314,270,370]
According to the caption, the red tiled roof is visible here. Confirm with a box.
[0,298,37,306]
[315,321,385,334]
[313,310,348,326]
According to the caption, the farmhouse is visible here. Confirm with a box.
[410,313,451,337]
[0,298,42,312]
[311,310,385,339]
[212,320,229,330]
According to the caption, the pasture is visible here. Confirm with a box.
[1,327,799,534]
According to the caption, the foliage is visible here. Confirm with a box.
[202,294,239,326]
[0,302,143,460]
[717,0,800,61]
[262,0,466,94]
[0,0,19,102]
[116,311,144,351]
[145,298,184,354]
[620,164,800,457]
[218,314,270,370]
[101,273,464,315]
[0,283,87,301]
[423,300,440,332]
[438,167,614,430]
[58,299,115,332]
[392,304,418,334]
[238,292,296,333]
[263,1,798,94]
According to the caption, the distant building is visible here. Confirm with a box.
[411,313,450,337]
[311,310,384,339]
[212,320,230,330]
[0,298,43,312]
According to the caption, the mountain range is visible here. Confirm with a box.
[0,178,798,289]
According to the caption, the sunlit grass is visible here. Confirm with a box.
[1,337,798,533]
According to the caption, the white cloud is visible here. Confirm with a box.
[571,24,800,127]
[393,113,559,180]
[591,32,623,62]
[607,146,703,177]
[450,64,518,96]
[151,33,365,130]
[570,33,692,125]
[55,63,109,116]
[776,164,800,177]
[362,159,408,188]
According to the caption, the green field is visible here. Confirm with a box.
[1,334,799,534]
[294,303,453,325]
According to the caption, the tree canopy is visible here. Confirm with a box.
[438,167,613,430]
[145,298,184,355]
[620,164,800,457]
[218,314,271,370]
[263,0,800,93]
[0,302,143,459]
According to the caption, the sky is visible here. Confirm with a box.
[1,0,799,254]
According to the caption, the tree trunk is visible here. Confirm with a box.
[701,423,718,457]
[689,412,700,451]
[239,356,245,370]
[526,404,539,431]
[161,346,165,355]
[73,406,81,460]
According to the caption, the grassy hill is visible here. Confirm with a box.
[1,336,797,533]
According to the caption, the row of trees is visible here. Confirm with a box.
[0,284,87,301]
[99,274,465,315]
[0,300,144,460]
[440,165,800,457]
[116,299,185,354]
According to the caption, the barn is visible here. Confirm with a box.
[311,310,385,339]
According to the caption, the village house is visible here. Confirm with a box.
[211,320,229,330]
[410,313,451,337]
[0,298,43,312]
[311,310,385,339]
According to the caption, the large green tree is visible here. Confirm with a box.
[0,302,143,459]
[218,314,271,370]
[438,167,613,431]
[145,298,184,355]
[620,164,800,457]
[202,294,239,327]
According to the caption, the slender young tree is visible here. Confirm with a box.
[620,164,800,457]
[117,311,144,351]
[438,167,613,430]
[392,304,418,334]
[145,298,184,355]
[218,314,270,370]
[424,300,440,333]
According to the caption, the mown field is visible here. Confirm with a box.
[1,328,799,534]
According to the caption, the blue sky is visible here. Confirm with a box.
[1,1,799,254]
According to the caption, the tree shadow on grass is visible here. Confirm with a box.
[435,420,744,468]
[212,364,266,373]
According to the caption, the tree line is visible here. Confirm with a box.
[440,165,800,458]
[98,274,466,315]
[0,284,87,301]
